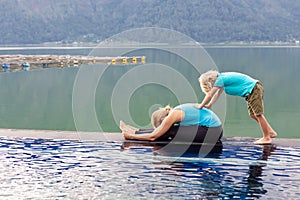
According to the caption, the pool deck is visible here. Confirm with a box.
[0,128,299,147]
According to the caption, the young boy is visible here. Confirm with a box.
[195,70,277,144]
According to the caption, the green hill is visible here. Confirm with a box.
[0,0,299,44]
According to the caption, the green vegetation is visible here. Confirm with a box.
[0,0,299,44]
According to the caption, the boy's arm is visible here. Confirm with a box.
[206,88,223,108]
[195,87,222,109]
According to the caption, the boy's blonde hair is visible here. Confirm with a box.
[199,70,219,94]
[151,105,171,128]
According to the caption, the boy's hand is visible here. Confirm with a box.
[194,103,212,109]
[194,103,203,109]
[204,104,212,109]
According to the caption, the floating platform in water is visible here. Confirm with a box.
[0,54,146,72]
[0,128,299,148]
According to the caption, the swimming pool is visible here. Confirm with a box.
[0,136,299,199]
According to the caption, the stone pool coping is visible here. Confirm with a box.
[0,128,299,147]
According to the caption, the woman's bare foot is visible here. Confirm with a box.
[122,129,131,139]
[122,127,137,139]
[120,120,137,135]
[119,120,126,131]
[254,137,272,145]
[120,121,139,133]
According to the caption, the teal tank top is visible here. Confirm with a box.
[174,103,221,127]
[214,72,258,97]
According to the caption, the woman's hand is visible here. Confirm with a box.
[120,121,136,140]
[122,129,134,140]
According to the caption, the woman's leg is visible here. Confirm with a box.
[137,125,179,140]
[195,126,223,143]
[156,125,179,141]
[135,128,154,134]
[172,125,222,143]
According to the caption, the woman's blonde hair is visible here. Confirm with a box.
[151,105,171,128]
[198,70,219,94]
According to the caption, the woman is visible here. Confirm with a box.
[120,103,223,143]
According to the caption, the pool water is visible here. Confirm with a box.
[0,137,299,199]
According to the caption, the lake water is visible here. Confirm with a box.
[0,46,299,139]
[0,45,300,199]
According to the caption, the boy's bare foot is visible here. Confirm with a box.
[254,137,272,145]
[270,131,277,138]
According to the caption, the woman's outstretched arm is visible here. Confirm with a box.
[122,110,183,141]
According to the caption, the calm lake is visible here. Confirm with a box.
[0,46,298,139]
[0,45,300,199]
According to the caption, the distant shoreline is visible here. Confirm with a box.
[0,41,299,49]
[0,45,299,51]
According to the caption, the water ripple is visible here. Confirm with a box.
[0,137,299,199]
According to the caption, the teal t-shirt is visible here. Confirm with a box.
[214,72,258,97]
[174,103,221,127]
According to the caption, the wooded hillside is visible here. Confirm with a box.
[1,0,299,44]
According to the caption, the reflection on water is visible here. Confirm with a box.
[123,139,297,199]
[0,136,299,199]
[122,140,223,158]
[247,145,276,197]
